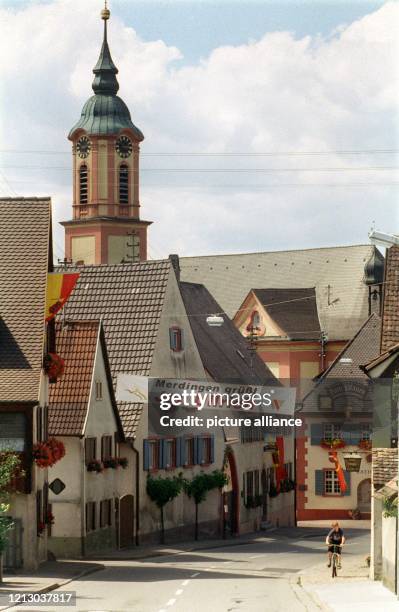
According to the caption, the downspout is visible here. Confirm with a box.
[132,442,140,545]
[80,438,86,557]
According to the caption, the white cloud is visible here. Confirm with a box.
[0,0,398,258]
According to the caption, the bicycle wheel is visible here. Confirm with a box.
[332,555,337,578]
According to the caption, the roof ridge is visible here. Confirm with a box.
[181,244,373,260]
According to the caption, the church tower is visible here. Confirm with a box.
[62,4,151,265]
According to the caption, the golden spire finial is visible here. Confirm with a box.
[101,0,110,21]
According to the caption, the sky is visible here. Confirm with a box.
[0,0,398,260]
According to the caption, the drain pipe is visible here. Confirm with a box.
[132,442,140,545]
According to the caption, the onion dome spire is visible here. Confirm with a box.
[92,2,119,96]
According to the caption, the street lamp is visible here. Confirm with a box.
[206,314,224,327]
[368,229,399,248]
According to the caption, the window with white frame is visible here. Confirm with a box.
[164,439,176,468]
[324,469,341,495]
[323,423,341,440]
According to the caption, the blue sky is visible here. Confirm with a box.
[2,0,387,63]
[0,0,397,258]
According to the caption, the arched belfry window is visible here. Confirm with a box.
[119,165,129,205]
[79,164,88,204]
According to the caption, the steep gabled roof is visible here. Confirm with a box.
[49,321,99,436]
[49,320,124,438]
[180,244,382,341]
[373,448,398,487]
[300,313,381,411]
[252,287,320,340]
[180,282,276,384]
[0,197,51,402]
[381,245,399,353]
[56,260,171,437]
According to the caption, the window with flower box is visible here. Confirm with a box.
[164,439,176,469]
[323,423,342,441]
[85,438,97,464]
[101,435,113,462]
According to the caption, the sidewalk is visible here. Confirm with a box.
[299,552,399,611]
[0,561,103,611]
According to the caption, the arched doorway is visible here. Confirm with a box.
[224,450,239,535]
[357,479,371,513]
[119,494,134,548]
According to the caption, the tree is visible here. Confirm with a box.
[146,474,183,544]
[0,452,21,582]
[184,470,228,540]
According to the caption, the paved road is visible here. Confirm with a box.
[7,527,370,612]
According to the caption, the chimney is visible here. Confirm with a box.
[169,254,180,281]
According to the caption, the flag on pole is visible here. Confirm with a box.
[45,273,79,321]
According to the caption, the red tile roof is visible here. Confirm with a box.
[373,448,398,487]
[0,198,51,402]
[381,245,399,353]
[49,321,99,436]
[56,260,171,437]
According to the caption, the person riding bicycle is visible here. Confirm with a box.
[326,521,345,569]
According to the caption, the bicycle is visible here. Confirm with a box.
[329,543,342,578]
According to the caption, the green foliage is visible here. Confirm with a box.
[184,470,228,505]
[146,474,184,509]
[0,453,21,554]
[383,495,398,518]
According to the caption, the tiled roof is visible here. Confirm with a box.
[252,287,320,340]
[373,448,398,487]
[300,313,381,411]
[48,321,99,436]
[0,198,51,402]
[381,245,399,353]
[180,245,382,341]
[56,260,171,437]
[179,282,277,384]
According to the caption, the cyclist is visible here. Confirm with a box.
[326,521,345,568]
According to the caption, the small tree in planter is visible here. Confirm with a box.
[0,452,21,583]
[146,474,184,544]
[184,470,228,541]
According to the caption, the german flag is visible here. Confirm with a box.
[45,273,79,321]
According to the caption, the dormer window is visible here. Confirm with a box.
[79,164,88,204]
[119,165,129,205]
[169,327,183,352]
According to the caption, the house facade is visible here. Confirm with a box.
[0,197,52,571]
[47,320,134,557]
[297,314,381,520]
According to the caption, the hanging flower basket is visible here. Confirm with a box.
[358,439,372,451]
[321,438,346,450]
[37,521,45,536]
[43,353,65,383]
[87,460,103,473]
[32,438,65,468]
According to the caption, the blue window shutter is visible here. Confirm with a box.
[343,471,351,496]
[350,425,361,446]
[310,423,324,445]
[210,436,215,464]
[176,438,182,467]
[143,440,150,471]
[159,439,166,469]
[315,470,324,495]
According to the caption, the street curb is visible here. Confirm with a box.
[0,564,104,611]
[289,574,331,612]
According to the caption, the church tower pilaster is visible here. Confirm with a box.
[62,3,151,265]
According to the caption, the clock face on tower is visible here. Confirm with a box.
[116,136,133,159]
[76,136,91,159]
